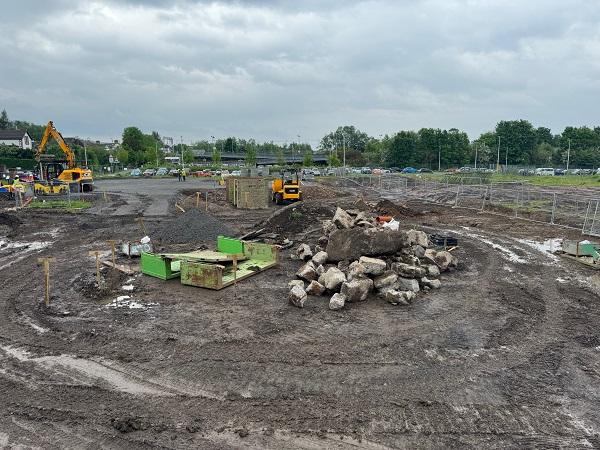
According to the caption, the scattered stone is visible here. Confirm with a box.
[359,256,387,276]
[296,243,313,261]
[411,245,426,258]
[406,229,429,247]
[288,280,304,289]
[341,278,373,302]
[288,285,308,308]
[329,293,346,310]
[306,280,326,296]
[296,261,317,281]
[315,245,324,253]
[347,261,366,281]
[316,264,325,276]
[318,267,347,292]
[435,251,457,271]
[312,251,328,266]
[427,265,440,277]
[322,220,337,236]
[318,235,329,247]
[332,207,354,229]
[384,290,412,305]
[326,228,408,262]
[373,271,398,290]
[421,277,441,289]
[396,277,420,292]
[392,263,427,279]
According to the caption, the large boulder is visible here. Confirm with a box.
[305,280,326,296]
[322,220,337,236]
[392,262,427,279]
[426,265,441,277]
[288,285,307,308]
[341,278,373,302]
[332,207,354,229]
[396,277,420,292]
[358,256,387,276]
[318,267,347,292]
[373,271,398,290]
[329,293,346,310]
[406,229,429,247]
[296,244,313,261]
[435,251,458,271]
[296,261,317,282]
[326,228,408,262]
[312,251,328,266]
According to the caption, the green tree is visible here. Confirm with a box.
[531,143,554,166]
[276,148,285,166]
[116,148,129,166]
[122,127,145,165]
[387,131,418,167]
[183,147,195,164]
[245,146,257,166]
[319,126,371,154]
[212,147,221,166]
[0,109,10,129]
[328,153,341,167]
[495,120,536,165]
[302,150,313,167]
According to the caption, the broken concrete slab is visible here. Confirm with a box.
[347,261,366,281]
[326,228,408,262]
[296,261,317,281]
[312,251,328,266]
[296,243,313,261]
[288,279,305,289]
[332,207,354,229]
[406,229,429,247]
[322,220,337,236]
[373,271,398,290]
[341,278,373,302]
[329,292,346,310]
[421,277,441,289]
[306,280,326,296]
[427,265,441,277]
[289,285,307,308]
[318,267,347,292]
[385,290,416,305]
[392,262,427,279]
[396,277,420,292]
[359,256,387,276]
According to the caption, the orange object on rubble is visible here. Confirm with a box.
[376,215,393,223]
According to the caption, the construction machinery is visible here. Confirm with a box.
[35,121,93,193]
[272,169,302,205]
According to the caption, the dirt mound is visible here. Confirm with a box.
[150,209,234,244]
[302,184,344,199]
[73,269,131,301]
[374,199,420,217]
[0,212,21,237]
[262,200,336,234]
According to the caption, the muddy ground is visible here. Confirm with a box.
[1,178,600,449]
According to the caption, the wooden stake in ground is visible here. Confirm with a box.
[205,191,209,212]
[37,257,56,306]
[88,250,102,285]
[196,191,201,209]
[106,240,117,269]
[232,254,238,298]
[103,190,108,202]
[135,217,147,236]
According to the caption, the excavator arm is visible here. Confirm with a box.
[35,121,76,169]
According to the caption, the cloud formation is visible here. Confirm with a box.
[1,0,599,144]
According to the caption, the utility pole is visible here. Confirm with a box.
[342,133,346,174]
[567,139,571,170]
[438,141,441,171]
[155,141,159,168]
[83,138,88,168]
[505,146,508,168]
[496,135,501,171]
[180,136,184,168]
[474,143,478,169]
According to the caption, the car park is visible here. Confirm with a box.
[554,169,566,176]
[130,168,142,176]
[401,167,417,173]
[535,168,555,176]
[143,168,156,177]
[155,167,168,176]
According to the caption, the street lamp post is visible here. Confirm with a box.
[342,133,346,175]
[83,138,88,168]
[566,138,571,171]
[496,135,501,171]
[474,144,478,169]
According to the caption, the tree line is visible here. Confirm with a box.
[3,108,600,168]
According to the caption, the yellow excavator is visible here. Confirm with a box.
[272,169,302,205]
[35,121,93,194]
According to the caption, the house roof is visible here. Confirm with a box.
[0,129,28,140]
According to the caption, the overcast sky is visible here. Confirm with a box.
[1,0,599,145]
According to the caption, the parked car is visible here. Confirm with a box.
[155,167,168,176]
[169,169,180,177]
[231,170,241,176]
[313,169,322,176]
[401,167,417,173]
[389,167,401,173]
[535,168,555,176]
[418,168,433,173]
[554,169,566,176]
[458,167,473,173]
[581,169,594,175]
[130,168,142,177]
[143,168,156,177]
[361,167,372,174]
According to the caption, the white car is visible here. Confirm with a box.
[535,168,555,176]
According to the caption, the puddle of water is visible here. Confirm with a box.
[516,238,562,261]
[107,296,156,310]
[0,239,53,270]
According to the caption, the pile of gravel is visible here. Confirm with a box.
[151,209,234,244]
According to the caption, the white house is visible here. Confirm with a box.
[0,129,33,150]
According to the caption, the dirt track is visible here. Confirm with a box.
[1,180,600,449]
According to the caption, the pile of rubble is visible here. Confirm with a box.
[288,207,458,310]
